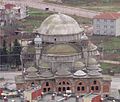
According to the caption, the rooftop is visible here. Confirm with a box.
[4,3,15,9]
[94,12,120,20]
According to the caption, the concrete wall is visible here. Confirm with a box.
[93,18,117,36]
[116,18,120,36]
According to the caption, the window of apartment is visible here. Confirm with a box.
[96,25,100,28]
[96,19,99,22]
[104,25,107,28]
[110,20,114,22]
[104,31,107,34]
[104,19,107,22]
[110,26,114,28]
[111,31,114,35]
[97,30,100,34]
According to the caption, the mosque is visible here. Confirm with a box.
[15,13,111,97]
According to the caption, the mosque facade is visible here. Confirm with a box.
[15,13,111,97]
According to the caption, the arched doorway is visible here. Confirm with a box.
[31,82,35,87]
[57,79,72,93]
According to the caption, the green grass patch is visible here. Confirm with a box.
[100,62,120,74]
[44,0,120,12]
[81,6,120,12]
[103,37,120,51]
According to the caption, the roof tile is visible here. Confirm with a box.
[94,12,120,20]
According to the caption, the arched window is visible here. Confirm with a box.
[82,86,85,91]
[77,87,80,91]
[58,87,61,91]
[31,82,35,87]
[43,88,46,92]
[67,87,70,90]
[96,86,99,90]
[57,80,71,93]
[48,88,50,91]
[67,82,69,85]
[91,86,94,91]
[79,82,82,85]
[76,81,86,93]
[90,80,100,93]
[63,81,65,85]
[59,82,61,85]
[63,87,66,91]
[42,81,53,93]
[46,82,49,86]
[94,81,96,85]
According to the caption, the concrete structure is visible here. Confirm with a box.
[15,13,111,98]
[4,3,28,20]
[93,12,120,36]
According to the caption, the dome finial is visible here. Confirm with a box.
[81,32,88,40]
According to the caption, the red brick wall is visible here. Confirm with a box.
[103,83,110,93]
[92,95,101,102]
[41,81,54,93]
[75,80,87,94]
[56,79,72,93]
[89,80,101,93]
[16,83,25,90]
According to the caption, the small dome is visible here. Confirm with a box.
[88,42,97,51]
[27,73,39,78]
[40,70,53,78]
[46,44,78,55]
[74,70,86,76]
[87,65,100,70]
[81,33,88,40]
[34,35,42,45]
[56,68,72,76]
[88,70,102,76]
[39,60,50,68]
[88,58,97,65]
[103,75,112,81]
[74,61,85,68]
[37,13,84,35]
[26,67,37,72]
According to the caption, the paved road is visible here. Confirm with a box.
[5,0,100,18]
[100,60,120,65]
[0,71,21,82]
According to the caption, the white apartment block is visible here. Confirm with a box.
[93,12,120,36]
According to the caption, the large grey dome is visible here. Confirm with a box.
[37,13,84,35]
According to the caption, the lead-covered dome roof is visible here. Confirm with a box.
[37,13,84,35]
